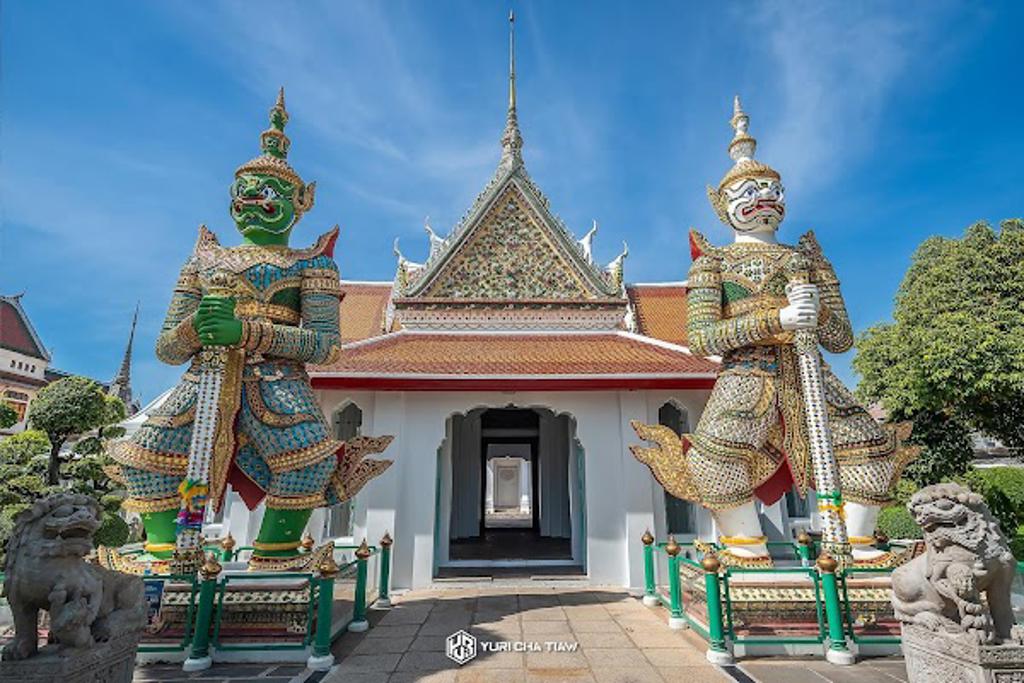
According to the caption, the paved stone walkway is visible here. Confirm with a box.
[324,586,725,682]
[132,586,909,683]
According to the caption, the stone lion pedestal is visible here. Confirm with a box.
[902,624,1024,682]
[0,628,141,683]
[0,493,145,683]
[891,483,1024,682]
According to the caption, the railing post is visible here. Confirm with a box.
[307,554,339,671]
[220,533,235,563]
[183,553,221,672]
[702,552,733,665]
[664,536,686,630]
[818,553,855,665]
[348,539,371,633]
[377,531,393,608]
[641,530,659,607]
[797,530,813,567]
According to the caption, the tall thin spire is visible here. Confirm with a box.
[109,302,139,414]
[508,9,516,111]
[499,10,523,169]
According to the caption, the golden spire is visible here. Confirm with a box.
[500,10,523,169]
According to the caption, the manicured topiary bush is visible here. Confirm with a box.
[94,513,130,548]
[877,505,922,540]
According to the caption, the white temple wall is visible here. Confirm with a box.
[316,388,714,590]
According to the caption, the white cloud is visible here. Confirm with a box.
[740,3,946,194]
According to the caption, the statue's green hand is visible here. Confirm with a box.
[196,318,243,347]
[195,296,242,346]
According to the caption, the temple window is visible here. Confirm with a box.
[328,402,363,537]
[658,401,696,535]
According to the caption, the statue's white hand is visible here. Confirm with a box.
[780,283,819,330]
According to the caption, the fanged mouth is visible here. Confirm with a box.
[741,200,784,218]
[233,198,278,215]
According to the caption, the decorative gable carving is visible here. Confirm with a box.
[423,184,594,300]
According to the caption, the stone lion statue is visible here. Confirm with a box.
[890,482,1021,644]
[1,493,145,661]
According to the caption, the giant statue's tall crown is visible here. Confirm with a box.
[235,88,314,212]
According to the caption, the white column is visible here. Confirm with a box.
[618,391,658,589]
[574,394,629,586]
[357,392,404,578]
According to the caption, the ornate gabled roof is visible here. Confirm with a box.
[0,294,50,361]
[392,13,624,328]
[400,173,621,301]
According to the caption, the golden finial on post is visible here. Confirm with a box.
[301,532,315,552]
[641,529,655,546]
[221,533,236,552]
[200,552,223,581]
[701,552,721,574]
[318,554,340,579]
[664,534,681,557]
[797,530,812,547]
[817,553,839,574]
[380,531,393,548]
[356,538,371,560]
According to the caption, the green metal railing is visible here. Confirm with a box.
[640,532,901,661]
[138,574,201,654]
[125,532,393,668]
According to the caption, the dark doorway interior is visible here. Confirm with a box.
[447,407,573,562]
[449,529,571,561]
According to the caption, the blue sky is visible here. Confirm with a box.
[2,1,1021,403]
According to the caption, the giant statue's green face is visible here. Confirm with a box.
[230,172,298,240]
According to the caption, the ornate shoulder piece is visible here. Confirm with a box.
[689,229,719,262]
[194,224,221,254]
[292,226,340,261]
[797,230,828,268]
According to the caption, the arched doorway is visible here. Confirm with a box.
[436,406,585,575]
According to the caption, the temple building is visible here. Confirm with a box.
[183,18,823,590]
[0,294,56,433]
[0,293,139,435]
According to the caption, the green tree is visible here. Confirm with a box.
[854,219,1024,486]
[0,429,51,465]
[0,403,17,429]
[28,376,123,485]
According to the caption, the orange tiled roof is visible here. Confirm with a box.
[628,285,688,346]
[313,331,717,377]
[339,282,391,343]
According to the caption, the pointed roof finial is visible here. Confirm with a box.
[509,10,516,112]
[108,302,139,414]
[499,10,523,169]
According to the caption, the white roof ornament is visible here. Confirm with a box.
[606,241,628,290]
[578,219,598,263]
[424,216,447,258]
[392,237,422,271]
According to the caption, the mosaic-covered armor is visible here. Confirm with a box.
[109,90,392,571]
[632,97,915,568]
[681,229,910,509]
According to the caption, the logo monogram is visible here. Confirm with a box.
[445,629,478,665]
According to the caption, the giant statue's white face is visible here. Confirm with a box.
[724,176,785,234]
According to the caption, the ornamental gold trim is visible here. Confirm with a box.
[121,494,181,513]
[265,438,343,475]
[265,492,327,509]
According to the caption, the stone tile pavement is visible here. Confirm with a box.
[132,586,909,683]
